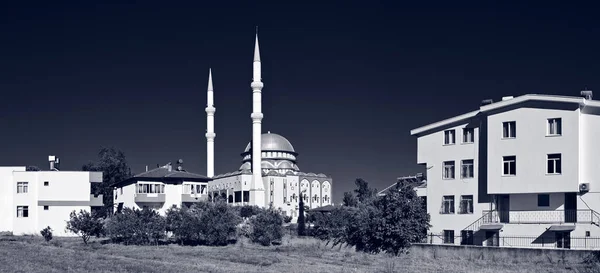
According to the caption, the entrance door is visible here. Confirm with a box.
[485,231,499,247]
[565,193,577,223]
[556,232,571,249]
[498,195,510,223]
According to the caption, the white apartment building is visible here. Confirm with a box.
[113,162,211,215]
[411,91,600,249]
[0,156,103,236]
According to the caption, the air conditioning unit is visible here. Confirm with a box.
[579,183,590,193]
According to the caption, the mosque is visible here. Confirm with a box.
[205,33,333,218]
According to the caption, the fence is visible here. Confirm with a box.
[424,233,600,250]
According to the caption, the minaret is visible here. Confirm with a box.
[205,68,216,178]
[250,30,265,207]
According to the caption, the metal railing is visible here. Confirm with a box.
[482,209,595,224]
[423,233,600,250]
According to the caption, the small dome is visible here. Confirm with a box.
[243,132,296,153]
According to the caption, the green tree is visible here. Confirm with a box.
[83,147,133,217]
[353,178,377,204]
[65,210,104,244]
[342,191,358,207]
[248,208,284,246]
[297,190,306,236]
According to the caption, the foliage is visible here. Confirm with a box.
[40,226,53,242]
[283,215,292,223]
[313,180,430,255]
[240,205,260,219]
[342,191,358,207]
[297,193,306,236]
[353,178,378,204]
[26,166,40,171]
[66,210,104,244]
[105,207,166,245]
[166,201,241,246]
[248,208,284,246]
[83,147,133,217]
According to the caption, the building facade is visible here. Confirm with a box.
[209,132,333,219]
[411,92,600,249]
[0,157,103,236]
[113,162,211,215]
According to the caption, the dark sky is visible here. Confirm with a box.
[1,1,599,203]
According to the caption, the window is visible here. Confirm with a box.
[120,187,123,195]
[502,156,516,176]
[538,194,550,207]
[502,121,516,138]
[443,230,455,244]
[463,128,474,143]
[44,181,49,186]
[459,195,474,214]
[44,206,49,210]
[461,160,474,179]
[444,130,456,145]
[17,206,28,218]
[547,154,562,174]
[548,118,562,136]
[137,183,165,194]
[443,161,455,179]
[441,196,455,214]
[17,182,28,193]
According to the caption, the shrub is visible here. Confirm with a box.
[40,226,53,242]
[248,208,284,246]
[166,201,241,246]
[240,205,260,219]
[196,201,242,246]
[283,215,292,223]
[313,180,430,255]
[105,207,166,245]
[66,210,104,244]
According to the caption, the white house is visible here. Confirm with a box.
[113,162,211,215]
[411,91,600,249]
[0,156,103,236]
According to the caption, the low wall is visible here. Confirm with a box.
[409,243,598,264]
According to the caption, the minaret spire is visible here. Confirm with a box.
[250,30,265,207]
[205,68,216,178]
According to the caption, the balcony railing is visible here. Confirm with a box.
[134,193,165,203]
[483,209,595,224]
[181,193,208,203]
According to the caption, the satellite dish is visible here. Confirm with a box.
[178,159,183,164]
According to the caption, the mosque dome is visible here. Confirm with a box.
[243,132,296,153]
[239,132,300,173]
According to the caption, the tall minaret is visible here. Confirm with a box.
[205,68,216,178]
[250,30,265,207]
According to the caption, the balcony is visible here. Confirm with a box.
[483,210,599,224]
[181,194,208,203]
[90,194,103,207]
[135,193,165,203]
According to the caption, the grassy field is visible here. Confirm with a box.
[0,235,598,273]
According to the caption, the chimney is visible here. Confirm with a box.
[48,155,55,170]
[167,163,172,172]
[581,89,593,100]
[145,165,148,172]
[481,99,494,106]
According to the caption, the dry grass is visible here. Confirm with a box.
[0,235,597,273]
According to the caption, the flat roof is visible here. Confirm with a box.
[410,94,600,136]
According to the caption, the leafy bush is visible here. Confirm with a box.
[240,205,260,219]
[40,226,53,242]
[248,208,284,246]
[283,215,292,223]
[313,180,430,255]
[166,201,241,246]
[105,207,165,245]
[66,210,104,244]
